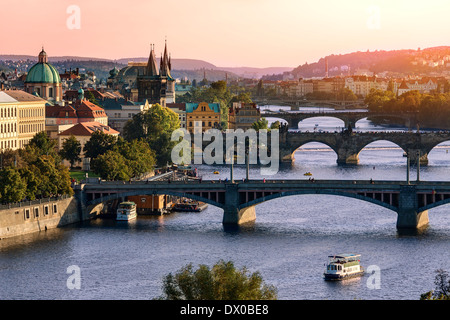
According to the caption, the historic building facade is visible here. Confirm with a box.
[0,90,46,150]
[24,48,63,103]
[186,102,220,133]
[137,42,175,106]
[228,102,261,130]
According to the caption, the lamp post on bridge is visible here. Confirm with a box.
[406,152,410,185]
[417,150,420,182]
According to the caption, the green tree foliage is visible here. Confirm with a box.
[59,135,82,169]
[365,89,450,128]
[0,133,73,204]
[421,269,450,300]
[25,131,59,160]
[365,89,396,112]
[336,88,358,101]
[270,120,281,130]
[123,104,180,167]
[0,167,26,203]
[251,118,269,131]
[90,150,132,181]
[114,138,156,178]
[159,260,277,300]
[84,90,100,106]
[83,130,118,159]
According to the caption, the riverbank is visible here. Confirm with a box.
[0,196,80,240]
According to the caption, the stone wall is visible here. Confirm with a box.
[0,196,80,239]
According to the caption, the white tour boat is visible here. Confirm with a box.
[324,253,364,281]
[116,201,137,221]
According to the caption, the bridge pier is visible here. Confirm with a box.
[223,205,256,225]
[396,185,429,229]
[222,183,256,225]
[336,154,359,165]
[407,149,429,166]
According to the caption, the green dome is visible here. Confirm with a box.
[25,62,61,84]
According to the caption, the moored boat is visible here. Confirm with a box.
[116,201,137,221]
[324,253,364,281]
[172,201,207,212]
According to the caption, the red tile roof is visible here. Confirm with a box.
[58,121,119,137]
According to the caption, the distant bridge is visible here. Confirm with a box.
[254,98,365,109]
[278,131,450,165]
[74,179,450,230]
[262,110,418,129]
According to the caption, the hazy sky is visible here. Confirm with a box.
[1,0,449,68]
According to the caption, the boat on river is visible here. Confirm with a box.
[304,172,312,176]
[323,253,364,281]
[172,201,208,212]
[116,201,137,221]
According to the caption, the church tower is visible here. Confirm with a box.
[137,41,175,106]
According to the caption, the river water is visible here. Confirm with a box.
[1,107,449,300]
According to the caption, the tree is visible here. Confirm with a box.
[90,150,132,181]
[270,120,281,130]
[421,269,450,300]
[83,130,118,159]
[115,138,156,178]
[158,260,277,300]
[251,118,269,131]
[0,166,27,203]
[84,90,100,106]
[59,135,81,169]
[26,131,58,158]
[364,89,395,112]
[123,104,180,167]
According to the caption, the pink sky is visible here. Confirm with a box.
[1,0,449,68]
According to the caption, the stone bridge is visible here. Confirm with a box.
[262,111,418,129]
[74,179,450,230]
[254,98,365,109]
[278,131,450,165]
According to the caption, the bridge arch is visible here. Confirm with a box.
[86,189,225,210]
[424,140,450,162]
[238,189,398,213]
[291,141,338,164]
[296,116,345,131]
[292,140,339,160]
[357,140,406,165]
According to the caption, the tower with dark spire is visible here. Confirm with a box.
[137,40,175,105]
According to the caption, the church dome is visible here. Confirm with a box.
[25,48,61,84]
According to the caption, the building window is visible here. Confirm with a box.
[24,209,30,220]
[53,204,58,214]
[44,205,49,216]
[49,88,53,98]
[34,207,39,218]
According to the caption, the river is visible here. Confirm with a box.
[1,106,449,300]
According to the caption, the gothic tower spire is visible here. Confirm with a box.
[146,44,158,76]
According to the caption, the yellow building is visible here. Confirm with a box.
[186,102,221,133]
[0,90,46,151]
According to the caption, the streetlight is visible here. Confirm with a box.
[416,150,420,182]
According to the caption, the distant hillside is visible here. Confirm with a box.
[117,57,218,70]
[0,54,288,80]
[220,66,293,79]
[291,46,450,78]
[118,57,293,78]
